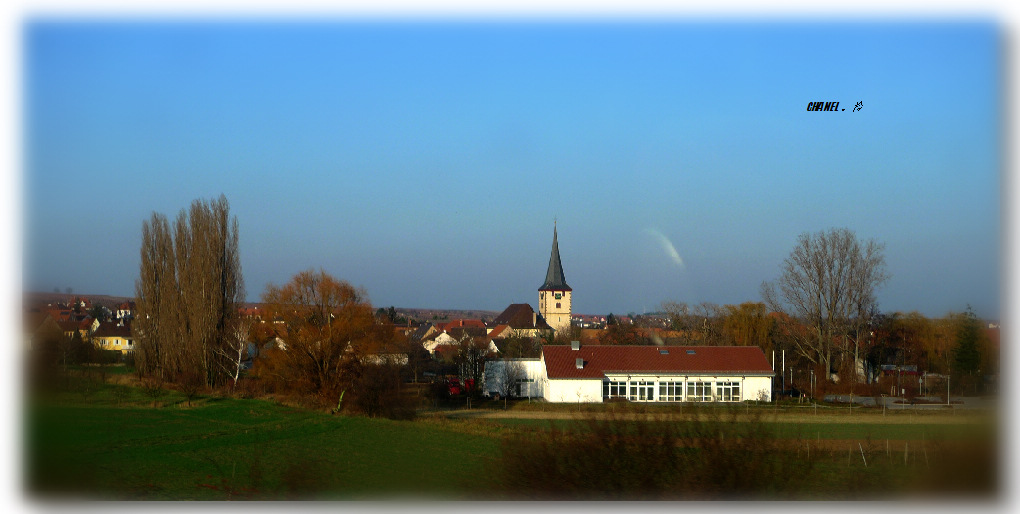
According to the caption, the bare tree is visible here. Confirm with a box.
[142,375,166,408]
[401,335,431,383]
[448,331,492,391]
[661,301,698,344]
[693,302,726,344]
[761,228,888,381]
[490,357,526,408]
[135,195,245,387]
[215,318,251,389]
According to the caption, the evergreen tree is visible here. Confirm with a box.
[952,306,982,391]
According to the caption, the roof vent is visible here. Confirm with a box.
[571,340,580,351]
[686,350,696,355]
[575,357,584,369]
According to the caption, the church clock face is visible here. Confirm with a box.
[555,293,562,300]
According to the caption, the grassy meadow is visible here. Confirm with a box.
[24,371,1000,500]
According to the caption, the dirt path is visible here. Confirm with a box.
[435,408,991,425]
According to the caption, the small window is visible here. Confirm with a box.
[556,303,561,309]
[659,349,669,354]
[686,350,696,355]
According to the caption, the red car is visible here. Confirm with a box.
[446,378,463,396]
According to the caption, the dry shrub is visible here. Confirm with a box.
[233,376,266,399]
[177,369,204,407]
[493,407,811,500]
[349,363,417,420]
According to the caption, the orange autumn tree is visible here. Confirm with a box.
[257,269,388,409]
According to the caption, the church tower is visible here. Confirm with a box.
[539,222,572,335]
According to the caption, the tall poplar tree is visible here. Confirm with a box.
[134,195,245,386]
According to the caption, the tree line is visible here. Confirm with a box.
[132,196,415,417]
[611,228,995,393]
[129,198,995,403]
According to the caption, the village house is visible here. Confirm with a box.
[489,303,553,339]
[92,321,135,354]
[115,301,136,320]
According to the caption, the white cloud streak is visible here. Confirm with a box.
[643,228,684,269]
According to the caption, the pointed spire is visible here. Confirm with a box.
[540,223,571,291]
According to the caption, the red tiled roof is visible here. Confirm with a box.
[434,345,459,360]
[94,322,132,339]
[47,309,72,322]
[438,319,486,332]
[543,345,774,379]
[492,303,551,330]
[486,324,510,340]
[445,326,487,340]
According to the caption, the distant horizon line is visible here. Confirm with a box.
[22,290,997,321]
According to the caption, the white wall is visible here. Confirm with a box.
[483,359,547,398]
[743,376,772,402]
[544,378,603,403]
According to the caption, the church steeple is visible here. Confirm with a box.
[540,221,571,291]
[539,222,572,334]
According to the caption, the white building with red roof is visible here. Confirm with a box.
[484,342,776,403]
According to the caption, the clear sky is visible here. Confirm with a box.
[22,19,1001,319]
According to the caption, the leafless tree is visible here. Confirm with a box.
[661,301,698,344]
[761,228,888,381]
[215,318,251,390]
[693,302,726,344]
[490,357,526,408]
[135,195,245,387]
[142,375,166,408]
[453,333,491,390]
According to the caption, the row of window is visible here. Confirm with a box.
[99,339,133,348]
[603,380,742,402]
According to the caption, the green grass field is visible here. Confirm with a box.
[26,381,502,500]
[24,376,999,500]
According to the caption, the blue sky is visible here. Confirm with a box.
[23,20,1001,318]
